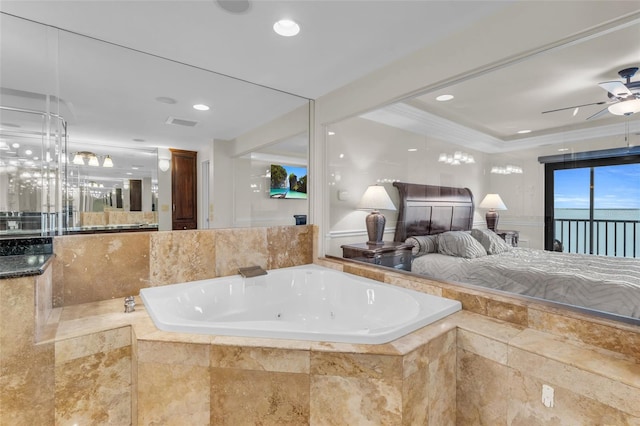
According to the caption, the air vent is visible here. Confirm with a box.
[165,117,198,127]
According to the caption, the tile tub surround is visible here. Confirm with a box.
[52,225,314,307]
[4,295,638,425]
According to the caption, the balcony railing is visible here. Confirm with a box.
[554,218,640,258]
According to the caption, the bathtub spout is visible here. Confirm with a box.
[238,265,267,278]
[124,296,136,313]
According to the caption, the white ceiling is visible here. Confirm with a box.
[0,0,639,160]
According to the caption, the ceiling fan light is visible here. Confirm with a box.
[608,99,640,116]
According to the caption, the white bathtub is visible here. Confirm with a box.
[140,264,461,344]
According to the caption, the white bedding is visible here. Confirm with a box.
[411,248,640,319]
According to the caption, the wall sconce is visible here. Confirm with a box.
[158,158,170,172]
[357,185,397,245]
[490,165,523,174]
[438,151,475,165]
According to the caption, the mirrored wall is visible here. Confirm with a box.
[0,12,310,237]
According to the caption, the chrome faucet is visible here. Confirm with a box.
[124,296,136,313]
[238,265,267,278]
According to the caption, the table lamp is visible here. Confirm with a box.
[478,193,507,231]
[357,185,397,245]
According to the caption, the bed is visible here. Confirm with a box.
[392,182,640,320]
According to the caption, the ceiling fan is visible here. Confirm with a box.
[542,67,640,119]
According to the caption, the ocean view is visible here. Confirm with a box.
[554,209,640,257]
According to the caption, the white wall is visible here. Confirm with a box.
[325,116,489,256]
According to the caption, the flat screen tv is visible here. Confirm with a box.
[270,164,307,199]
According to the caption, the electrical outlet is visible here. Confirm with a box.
[541,384,554,408]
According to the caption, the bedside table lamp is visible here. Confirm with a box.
[478,193,507,231]
[357,185,397,245]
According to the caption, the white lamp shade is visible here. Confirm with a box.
[478,193,507,210]
[102,155,114,167]
[158,158,170,172]
[72,153,85,165]
[357,185,396,211]
[608,99,640,116]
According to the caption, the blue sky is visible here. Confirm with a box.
[554,163,640,209]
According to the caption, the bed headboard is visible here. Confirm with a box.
[393,182,475,242]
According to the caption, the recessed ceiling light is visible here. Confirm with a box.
[558,148,569,152]
[12,143,20,148]
[155,96,177,104]
[273,19,300,37]
[436,94,454,102]
[328,131,335,136]
[408,148,418,152]
[517,129,532,134]
[25,149,32,155]
[339,153,344,158]
[193,104,210,111]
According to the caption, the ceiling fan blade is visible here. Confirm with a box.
[598,81,632,98]
[541,101,606,114]
[586,106,610,120]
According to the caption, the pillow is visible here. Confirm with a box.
[405,235,438,256]
[437,231,487,259]
[471,228,512,255]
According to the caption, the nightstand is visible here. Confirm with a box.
[341,241,413,271]
[495,230,519,247]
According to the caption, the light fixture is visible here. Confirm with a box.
[478,194,507,231]
[608,98,640,116]
[517,129,532,134]
[87,154,100,167]
[438,151,475,165]
[0,141,9,150]
[273,19,300,37]
[436,94,454,101]
[490,165,523,174]
[71,151,114,167]
[193,104,210,111]
[357,185,397,245]
[158,158,170,172]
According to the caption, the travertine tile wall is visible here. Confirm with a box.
[0,270,55,425]
[329,258,640,425]
[53,225,314,307]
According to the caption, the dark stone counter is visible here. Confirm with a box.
[0,237,54,279]
[0,254,53,279]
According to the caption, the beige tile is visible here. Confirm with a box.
[456,348,509,425]
[453,310,524,343]
[384,274,443,296]
[528,308,640,363]
[53,232,151,306]
[402,368,429,425]
[0,276,36,358]
[267,225,313,269]
[428,339,456,426]
[311,351,402,381]
[510,329,640,389]
[137,341,210,366]
[55,345,132,425]
[310,375,402,426]
[442,287,488,316]
[211,368,309,425]
[0,345,55,425]
[137,362,210,425]
[55,326,131,364]
[35,265,53,342]
[149,229,217,285]
[210,345,309,373]
[508,345,640,417]
[486,298,528,326]
[507,369,640,426]
[342,262,387,283]
[457,329,509,365]
[214,227,269,277]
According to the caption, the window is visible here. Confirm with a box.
[544,154,640,257]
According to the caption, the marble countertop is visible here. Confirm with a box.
[0,253,53,279]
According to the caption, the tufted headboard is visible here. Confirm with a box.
[393,182,475,242]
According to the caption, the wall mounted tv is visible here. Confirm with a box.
[270,164,307,199]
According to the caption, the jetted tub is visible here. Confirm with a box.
[140,264,461,344]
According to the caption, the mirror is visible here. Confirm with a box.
[326,17,640,323]
[0,12,310,237]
